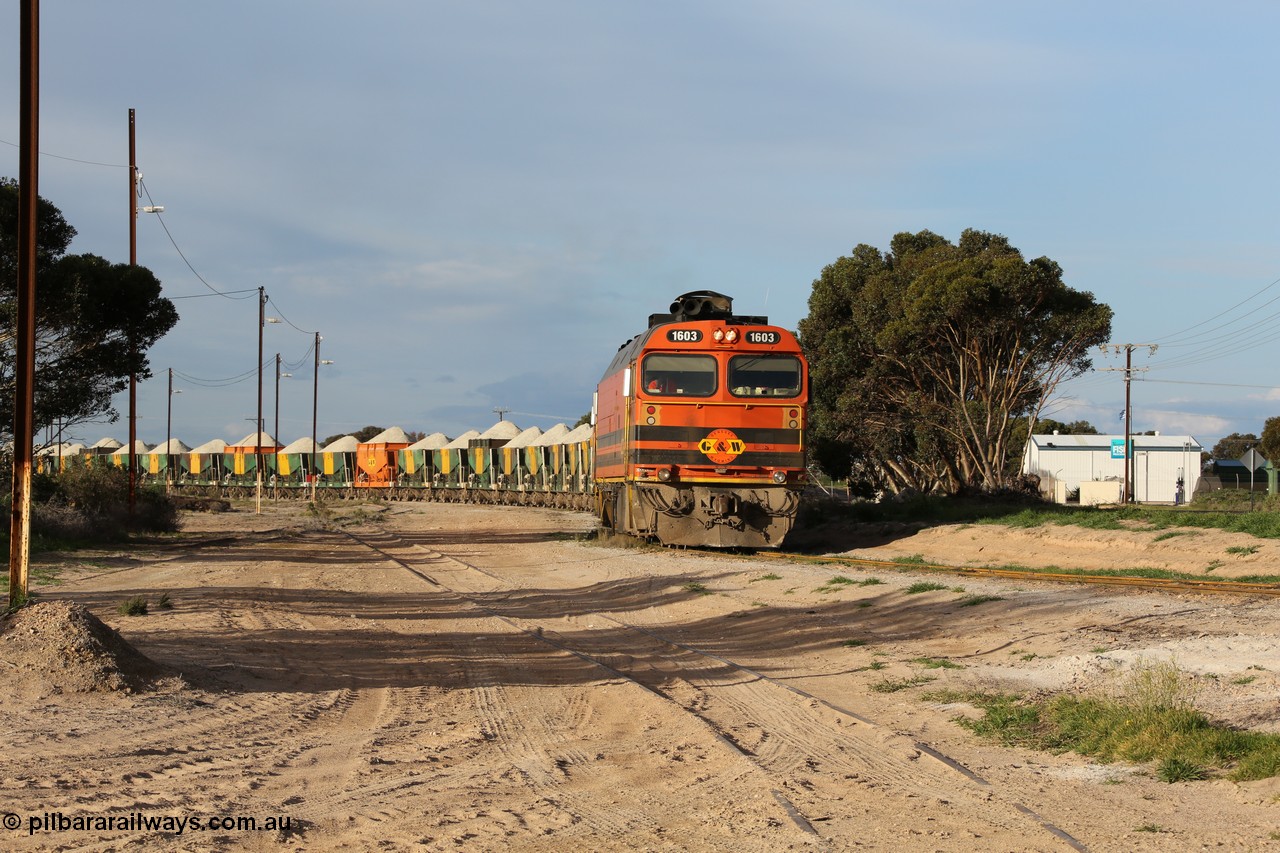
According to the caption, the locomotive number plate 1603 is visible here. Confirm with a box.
[666,329,703,343]
[745,330,779,344]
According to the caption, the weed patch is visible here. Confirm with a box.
[871,675,935,693]
[911,657,963,670]
[117,596,148,616]
[952,661,1280,782]
[904,581,948,594]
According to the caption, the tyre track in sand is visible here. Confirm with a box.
[343,528,1087,851]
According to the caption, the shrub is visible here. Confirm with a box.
[118,596,148,616]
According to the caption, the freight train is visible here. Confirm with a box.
[41,292,809,548]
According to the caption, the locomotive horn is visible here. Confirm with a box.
[670,291,733,321]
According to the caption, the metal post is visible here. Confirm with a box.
[166,368,173,490]
[9,0,39,608]
[273,353,288,500]
[256,286,265,514]
[1123,346,1132,503]
[311,334,319,503]
[128,108,138,515]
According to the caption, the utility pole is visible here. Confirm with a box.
[1099,343,1158,503]
[312,334,320,503]
[311,334,333,503]
[10,0,39,608]
[256,286,266,514]
[128,108,138,515]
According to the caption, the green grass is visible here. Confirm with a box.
[904,581,949,594]
[1226,545,1260,556]
[821,493,1280,540]
[854,661,888,672]
[1153,530,1194,542]
[858,577,885,586]
[750,573,782,582]
[891,554,927,565]
[911,656,963,670]
[681,581,712,595]
[841,639,868,648]
[815,574,864,593]
[870,675,935,693]
[941,662,1280,782]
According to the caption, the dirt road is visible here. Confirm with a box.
[2,501,1278,851]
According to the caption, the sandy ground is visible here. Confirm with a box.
[1,501,1278,852]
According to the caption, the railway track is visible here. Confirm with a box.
[339,527,1089,850]
[771,551,1280,597]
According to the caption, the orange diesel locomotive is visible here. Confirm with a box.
[593,291,807,548]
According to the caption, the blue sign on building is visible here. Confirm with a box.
[1110,438,1128,459]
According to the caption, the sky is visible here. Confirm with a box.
[3,1,1280,453]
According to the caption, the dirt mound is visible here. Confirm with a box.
[0,600,172,694]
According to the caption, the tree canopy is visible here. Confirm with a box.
[1211,432,1259,462]
[799,229,1112,495]
[1259,419,1280,466]
[0,177,178,439]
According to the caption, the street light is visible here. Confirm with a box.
[310,330,333,502]
[166,367,183,490]
[254,291,274,514]
[274,353,291,500]
[127,115,164,515]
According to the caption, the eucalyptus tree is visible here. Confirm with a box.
[800,229,1112,495]
[0,178,177,439]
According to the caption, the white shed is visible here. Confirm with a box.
[1022,433,1203,505]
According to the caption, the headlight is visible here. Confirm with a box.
[772,471,787,484]
[658,467,674,482]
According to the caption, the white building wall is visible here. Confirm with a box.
[1022,435,1202,505]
